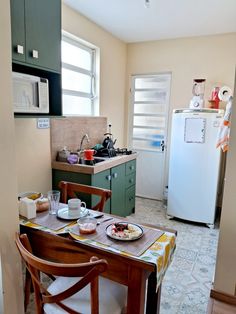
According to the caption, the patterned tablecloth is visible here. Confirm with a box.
[20,216,176,289]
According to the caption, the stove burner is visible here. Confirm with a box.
[94,147,133,158]
[94,148,116,158]
[115,148,133,155]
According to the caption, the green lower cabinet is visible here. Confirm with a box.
[126,186,136,215]
[110,164,126,217]
[52,159,136,217]
[92,169,111,214]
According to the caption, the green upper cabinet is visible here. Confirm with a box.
[10,0,25,63]
[11,0,61,73]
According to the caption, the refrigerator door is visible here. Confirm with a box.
[167,109,223,224]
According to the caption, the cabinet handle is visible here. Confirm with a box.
[16,45,24,55]
[106,175,111,181]
[32,50,39,59]
[129,178,134,184]
[112,173,118,179]
[130,165,134,170]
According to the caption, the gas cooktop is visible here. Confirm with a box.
[94,147,133,158]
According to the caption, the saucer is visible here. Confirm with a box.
[57,207,89,220]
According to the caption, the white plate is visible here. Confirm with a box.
[57,207,89,220]
[106,222,143,241]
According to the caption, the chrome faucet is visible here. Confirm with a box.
[78,134,90,153]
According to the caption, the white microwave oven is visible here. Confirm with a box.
[12,72,49,113]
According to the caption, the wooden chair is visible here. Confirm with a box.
[16,230,127,314]
[58,181,112,212]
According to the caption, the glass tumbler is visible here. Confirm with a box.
[47,190,60,215]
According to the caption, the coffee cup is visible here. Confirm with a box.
[68,198,87,217]
[84,149,96,160]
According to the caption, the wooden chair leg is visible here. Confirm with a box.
[24,269,32,312]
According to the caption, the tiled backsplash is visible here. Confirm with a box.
[50,116,107,161]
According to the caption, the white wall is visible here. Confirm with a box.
[62,4,127,147]
[0,1,24,313]
[126,33,236,184]
[214,72,236,295]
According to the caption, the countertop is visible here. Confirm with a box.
[51,153,137,175]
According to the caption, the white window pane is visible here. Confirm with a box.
[132,139,162,151]
[135,90,166,102]
[133,116,165,128]
[134,102,165,114]
[63,95,92,115]
[135,77,168,89]
[133,128,165,139]
[62,68,91,93]
[62,41,91,71]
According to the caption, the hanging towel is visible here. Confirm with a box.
[216,96,233,152]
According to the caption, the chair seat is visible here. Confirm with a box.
[44,276,127,314]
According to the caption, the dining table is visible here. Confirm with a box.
[20,205,177,314]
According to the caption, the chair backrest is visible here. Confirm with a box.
[58,181,111,212]
[15,232,108,314]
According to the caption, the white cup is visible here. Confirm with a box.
[68,198,87,217]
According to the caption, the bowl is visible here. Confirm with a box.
[77,217,97,234]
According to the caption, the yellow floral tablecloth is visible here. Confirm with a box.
[20,218,176,289]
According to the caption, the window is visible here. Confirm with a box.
[61,33,99,116]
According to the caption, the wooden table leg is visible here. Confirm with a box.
[127,266,147,314]
[146,272,162,314]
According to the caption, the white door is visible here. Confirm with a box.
[129,73,171,200]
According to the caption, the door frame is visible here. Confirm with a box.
[128,72,172,199]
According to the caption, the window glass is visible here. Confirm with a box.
[62,95,92,115]
[61,33,98,116]
[62,41,91,70]
[62,68,91,94]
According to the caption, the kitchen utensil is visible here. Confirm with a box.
[77,217,97,234]
[189,79,206,109]
[105,222,143,241]
[102,124,117,149]
[68,198,87,217]
[56,147,71,162]
[47,190,60,215]
[97,217,113,225]
[84,149,97,160]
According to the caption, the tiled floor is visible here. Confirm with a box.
[128,197,220,314]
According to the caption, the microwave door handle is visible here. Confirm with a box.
[35,82,40,108]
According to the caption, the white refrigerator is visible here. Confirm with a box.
[167,109,224,227]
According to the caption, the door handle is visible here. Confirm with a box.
[16,45,24,54]
[106,175,111,181]
[161,140,165,152]
[32,50,39,59]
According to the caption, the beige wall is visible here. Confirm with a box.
[15,119,51,194]
[0,1,24,313]
[62,4,127,147]
[126,33,236,184]
[214,74,236,295]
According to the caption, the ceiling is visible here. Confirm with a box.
[63,0,236,43]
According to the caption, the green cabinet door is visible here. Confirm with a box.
[10,0,26,63]
[92,170,111,214]
[25,0,61,72]
[110,164,126,216]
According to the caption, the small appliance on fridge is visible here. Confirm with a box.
[167,109,224,228]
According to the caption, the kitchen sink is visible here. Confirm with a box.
[78,157,106,165]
